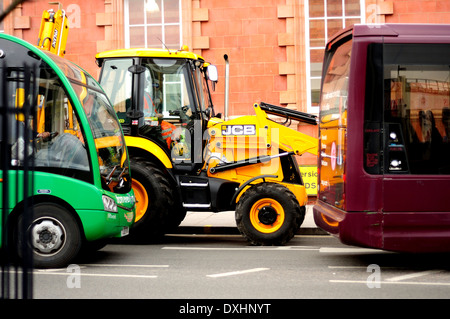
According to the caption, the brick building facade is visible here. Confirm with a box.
[2,0,450,169]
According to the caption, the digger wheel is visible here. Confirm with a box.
[235,183,305,245]
[130,158,173,240]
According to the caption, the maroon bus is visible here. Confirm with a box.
[313,24,450,253]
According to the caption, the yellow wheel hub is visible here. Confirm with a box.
[249,198,285,233]
[132,179,149,223]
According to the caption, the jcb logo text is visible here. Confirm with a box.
[221,125,256,136]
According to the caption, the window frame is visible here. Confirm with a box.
[124,0,182,49]
[305,0,365,114]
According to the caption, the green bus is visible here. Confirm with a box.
[0,34,135,268]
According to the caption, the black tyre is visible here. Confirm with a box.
[235,183,305,246]
[165,199,187,233]
[130,158,176,239]
[16,203,82,269]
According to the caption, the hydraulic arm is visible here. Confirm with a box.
[259,101,318,126]
[256,102,318,156]
[37,8,68,57]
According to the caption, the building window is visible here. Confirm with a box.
[305,0,364,113]
[125,0,181,49]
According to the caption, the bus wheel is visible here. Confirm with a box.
[16,203,82,269]
[129,158,173,240]
[235,183,304,246]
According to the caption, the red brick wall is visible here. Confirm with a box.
[9,0,450,109]
[199,0,287,117]
[387,0,450,23]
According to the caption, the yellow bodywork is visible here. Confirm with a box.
[204,103,318,205]
[96,47,205,63]
[125,136,173,169]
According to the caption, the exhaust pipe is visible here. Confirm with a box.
[224,54,229,121]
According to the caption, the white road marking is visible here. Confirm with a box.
[328,266,370,269]
[386,270,443,282]
[207,268,270,278]
[162,246,318,251]
[320,247,387,253]
[80,264,169,268]
[330,280,450,286]
[30,264,166,279]
[34,268,70,272]
[328,266,400,269]
[34,271,158,279]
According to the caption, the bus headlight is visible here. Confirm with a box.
[102,195,118,213]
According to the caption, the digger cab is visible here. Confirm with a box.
[96,47,218,173]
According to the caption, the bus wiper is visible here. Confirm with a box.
[116,166,129,189]
[105,165,119,185]
[118,166,128,179]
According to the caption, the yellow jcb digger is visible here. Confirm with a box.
[95,48,318,245]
